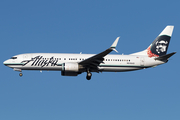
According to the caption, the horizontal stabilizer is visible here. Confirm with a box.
[155,52,176,61]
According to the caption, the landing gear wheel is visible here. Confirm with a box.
[19,73,23,77]
[86,72,92,80]
[86,76,91,80]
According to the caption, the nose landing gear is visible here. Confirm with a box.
[13,68,23,77]
[19,72,23,77]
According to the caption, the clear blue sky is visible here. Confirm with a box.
[0,0,180,120]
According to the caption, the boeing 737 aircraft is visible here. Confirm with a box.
[3,26,176,80]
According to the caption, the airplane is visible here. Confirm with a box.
[3,26,176,80]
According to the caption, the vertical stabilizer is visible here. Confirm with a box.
[131,26,174,57]
[147,26,174,57]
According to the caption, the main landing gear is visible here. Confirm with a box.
[86,70,92,80]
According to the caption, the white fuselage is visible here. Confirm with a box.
[3,26,175,80]
[3,53,165,72]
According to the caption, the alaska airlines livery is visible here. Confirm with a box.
[3,26,176,80]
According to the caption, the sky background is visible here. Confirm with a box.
[0,0,180,120]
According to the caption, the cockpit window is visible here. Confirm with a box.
[10,57,17,59]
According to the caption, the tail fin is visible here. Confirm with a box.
[131,26,174,57]
[147,26,174,57]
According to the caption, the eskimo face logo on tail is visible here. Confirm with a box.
[147,35,170,58]
[156,40,168,54]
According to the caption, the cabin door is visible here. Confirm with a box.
[140,57,145,66]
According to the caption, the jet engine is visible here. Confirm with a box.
[61,63,80,76]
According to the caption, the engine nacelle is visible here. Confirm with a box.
[61,63,80,76]
[62,62,79,72]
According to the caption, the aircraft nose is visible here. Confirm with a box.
[3,59,9,66]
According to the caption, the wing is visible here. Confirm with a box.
[79,37,120,71]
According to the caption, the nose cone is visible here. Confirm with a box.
[3,59,10,66]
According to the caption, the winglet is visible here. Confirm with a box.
[111,37,120,48]
[110,37,120,53]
